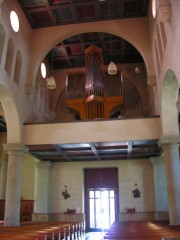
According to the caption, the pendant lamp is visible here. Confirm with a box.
[47,46,56,90]
[47,76,56,89]
[108,61,117,75]
[107,0,117,75]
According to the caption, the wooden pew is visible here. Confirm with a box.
[0,220,84,240]
[103,221,180,240]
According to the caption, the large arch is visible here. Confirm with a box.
[0,84,22,143]
[161,69,179,136]
[28,18,154,87]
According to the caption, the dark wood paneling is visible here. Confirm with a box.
[84,167,118,189]
[0,200,34,222]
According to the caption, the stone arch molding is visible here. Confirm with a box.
[28,19,154,87]
[161,69,179,136]
[0,84,22,143]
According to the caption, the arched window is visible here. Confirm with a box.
[5,38,14,75]
[160,22,167,51]
[14,50,22,85]
[41,62,47,79]
[0,115,6,132]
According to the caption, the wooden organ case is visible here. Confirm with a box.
[66,45,123,120]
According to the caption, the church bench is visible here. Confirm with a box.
[0,221,83,240]
[103,222,180,240]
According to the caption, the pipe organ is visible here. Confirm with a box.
[66,45,123,120]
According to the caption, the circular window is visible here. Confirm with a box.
[41,62,47,78]
[10,11,19,32]
[152,0,157,19]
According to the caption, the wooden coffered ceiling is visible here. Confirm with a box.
[27,139,162,162]
[17,0,149,69]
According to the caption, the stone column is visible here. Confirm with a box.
[3,144,28,226]
[0,133,8,199]
[150,156,168,212]
[159,136,180,225]
[0,151,8,199]
[34,161,51,214]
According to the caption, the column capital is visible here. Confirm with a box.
[147,75,156,86]
[36,161,51,169]
[150,156,163,165]
[159,135,180,146]
[25,84,35,95]
[3,143,29,153]
[157,4,172,23]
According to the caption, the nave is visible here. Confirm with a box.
[0,220,180,240]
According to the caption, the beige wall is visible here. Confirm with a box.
[21,154,36,200]
[151,157,168,211]
[48,159,163,214]
[24,117,161,145]
[149,0,180,127]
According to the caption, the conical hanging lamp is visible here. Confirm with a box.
[107,0,117,75]
[47,47,56,89]
[46,16,56,89]
[47,76,56,89]
[108,61,117,75]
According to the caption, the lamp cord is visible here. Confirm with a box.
[51,48,54,76]
[108,0,112,61]
[51,14,57,75]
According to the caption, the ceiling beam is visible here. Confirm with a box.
[89,143,101,161]
[127,141,132,159]
[53,145,72,161]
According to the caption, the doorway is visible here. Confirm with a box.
[88,188,116,230]
[84,168,119,232]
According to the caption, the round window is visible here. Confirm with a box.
[152,0,157,19]
[41,62,47,79]
[10,11,19,32]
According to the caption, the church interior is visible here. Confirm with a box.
[0,0,180,239]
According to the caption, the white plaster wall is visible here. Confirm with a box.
[34,162,51,213]
[0,0,32,123]
[50,162,84,213]
[28,18,154,86]
[151,157,168,211]
[0,0,54,131]
[49,159,160,214]
[21,153,36,200]
[119,160,155,213]
[150,0,180,121]
[24,117,161,145]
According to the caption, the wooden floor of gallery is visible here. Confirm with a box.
[0,220,180,240]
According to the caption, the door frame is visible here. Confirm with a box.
[85,187,119,232]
